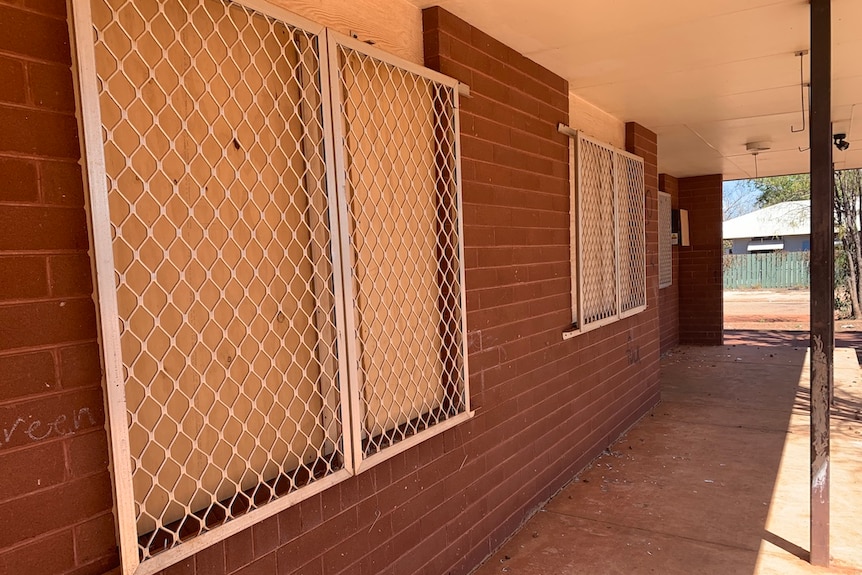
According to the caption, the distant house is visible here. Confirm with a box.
[723,200,810,254]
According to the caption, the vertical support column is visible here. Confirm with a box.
[677,174,724,346]
[809,0,832,567]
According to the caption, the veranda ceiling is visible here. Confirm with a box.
[409,0,862,180]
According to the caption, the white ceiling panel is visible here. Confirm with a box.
[409,0,862,179]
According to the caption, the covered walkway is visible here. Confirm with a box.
[472,342,862,574]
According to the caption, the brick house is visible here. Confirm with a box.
[0,1,850,574]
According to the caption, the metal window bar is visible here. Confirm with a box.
[658,191,672,289]
[75,1,472,571]
[327,32,471,472]
[572,133,646,331]
[76,0,353,572]
[617,152,647,317]
[576,136,618,329]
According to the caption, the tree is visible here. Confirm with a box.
[722,180,757,220]
[834,170,862,318]
[752,174,810,208]
[748,169,862,319]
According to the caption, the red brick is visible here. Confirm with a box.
[73,512,117,565]
[0,529,75,575]
[58,342,101,389]
[232,553,276,575]
[160,558,195,575]
[40,160,84,206]
[224,527,254,573]
[321,528,368,574]
[0,5,71,64]
[0,349,56,401]
[678,173,723,345]
[0,387,104,452]
[0,156,39,202]
[0,439,66,500]
[48,254,93,297]
[67,430,110,482]
[65,555,120,575]
[276,506,301,545]
[0,255,47,301]
[274,535,315,574]
[299,496,323,531]
[0,205,89,250]
[195,541,226,575]
[22,0,67,19]
[0,105,80,158]
[26,60,75,112]
[0,298,96,351]
[0,55,26,105]
[252,515,279,558]
[0,471,113,549]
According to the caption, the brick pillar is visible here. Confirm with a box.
[658,174,680,352]
[678,174,723,345]
[625,123,659,317]
[0,2,119,573]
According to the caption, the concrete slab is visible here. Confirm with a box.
[471,343,862,575]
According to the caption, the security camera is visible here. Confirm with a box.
[834,133,850,151]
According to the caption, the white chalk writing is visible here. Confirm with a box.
[0,407,97,448]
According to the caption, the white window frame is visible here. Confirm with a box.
[70,1,472,573]
[325,31,473,474]
[563,130,647,338]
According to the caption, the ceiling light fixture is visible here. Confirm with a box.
[746,141,771,153]
[745,142,770,178]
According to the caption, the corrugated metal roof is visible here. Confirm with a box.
[723,200,810,240]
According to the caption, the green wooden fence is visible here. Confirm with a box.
[723,252,810,289]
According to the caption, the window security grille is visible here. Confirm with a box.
[75,0,469,572]
[571,133,646,331]
[658,191,673,289]
[617,153,647,315]
[329,36,470,470]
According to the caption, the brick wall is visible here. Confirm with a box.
[658,174,680,352]
[678,174,724,345]
[0,2,119,574]
[2,4,664,574]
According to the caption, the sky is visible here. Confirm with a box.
[722,179,757,221]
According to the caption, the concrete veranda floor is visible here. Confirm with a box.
[471,340,862,575]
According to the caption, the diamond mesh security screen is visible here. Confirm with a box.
[658,191,672,289]
[573,134,646,330]
[617,153,646,314]
[330,37,468,462]
[91,0,346,560]
[83,1,469,569]
[577,138,618,326]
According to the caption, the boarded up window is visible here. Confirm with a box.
[90,0,348,562]
[330,36,468,466]
[79,0,469,570]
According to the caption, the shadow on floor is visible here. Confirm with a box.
[724,328,862,366]
[470,339,862,575]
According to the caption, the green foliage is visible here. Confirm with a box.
[752,174,810,208]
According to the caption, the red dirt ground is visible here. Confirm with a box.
[723,289,862,359]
